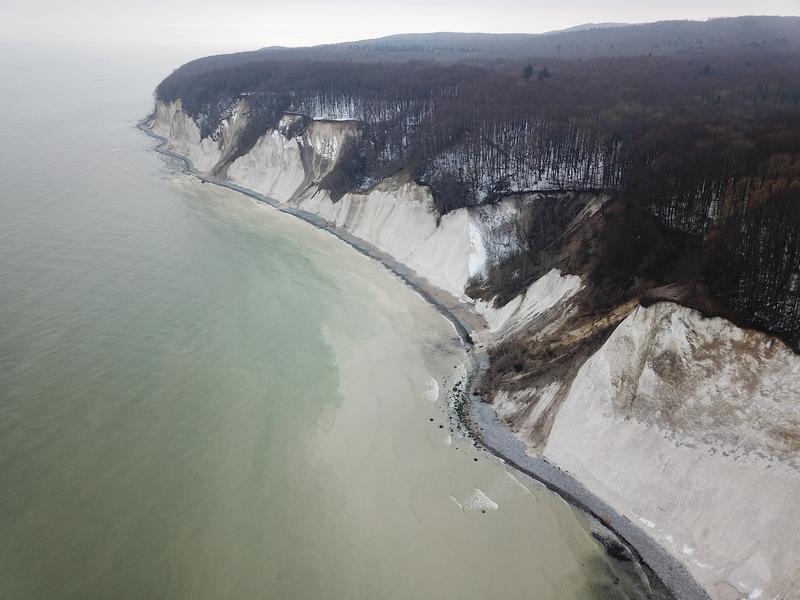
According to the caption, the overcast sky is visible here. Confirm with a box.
[2,0,799,49]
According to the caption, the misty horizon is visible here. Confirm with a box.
[2,0,798,49]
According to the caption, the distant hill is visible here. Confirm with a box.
[546,22,632,34]
[154,16,795,82]
[169,16,800,95]
[247,16,800,62]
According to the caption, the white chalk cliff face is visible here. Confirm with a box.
[148,100,800,600]
[545,303,800,600]
[149,100,500,297]
[291,182,492,298]
[149,100,250,173]
[228,116,362,203]
[480,281,800,598]
[475,268,584,341]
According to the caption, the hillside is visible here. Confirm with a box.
[168,16,800,71]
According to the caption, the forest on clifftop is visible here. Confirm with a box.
[155,17,800,348]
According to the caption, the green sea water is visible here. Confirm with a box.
[0,44,651,599]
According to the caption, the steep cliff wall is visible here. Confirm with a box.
[149,100,249,173]
[145,101,800,600]
[227,116,363,203]
[149,100,507,297]
[290,183,515,298]
[544,303,800,599]
[480,283,800,599]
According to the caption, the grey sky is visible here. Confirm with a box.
[3,0,799,49]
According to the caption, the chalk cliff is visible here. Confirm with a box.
[146,99,800,600]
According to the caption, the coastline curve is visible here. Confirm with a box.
[136,118,710,600]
